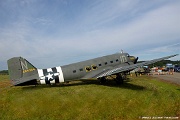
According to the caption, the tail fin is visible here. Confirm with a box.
[7,57,39,86]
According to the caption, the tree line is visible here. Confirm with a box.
[138,60,180,68]
[0,70,9,75]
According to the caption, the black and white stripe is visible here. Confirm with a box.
[37,66,64,84]
[52,67,59,83]
[43,69,50,84]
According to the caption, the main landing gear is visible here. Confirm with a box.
[99,73,127,84]
[115,73,127,84]
[99,77,107,84]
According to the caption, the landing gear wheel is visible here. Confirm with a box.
[115,74,124,84]
[99,77,107,84]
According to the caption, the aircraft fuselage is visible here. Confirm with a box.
[37,53,136,85]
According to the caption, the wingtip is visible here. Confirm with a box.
[173,54,179,57]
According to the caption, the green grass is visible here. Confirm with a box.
[0,75,179,120]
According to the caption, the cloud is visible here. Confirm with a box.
[147,43,180,53]
[0,0,180,70]
[133,43,180,60]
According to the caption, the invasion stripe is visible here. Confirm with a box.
[56,66,64,83]
[52,67,59,83]
[43,69,50,84]
[37,69,46,84]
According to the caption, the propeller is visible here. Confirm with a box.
[134,57,138,64]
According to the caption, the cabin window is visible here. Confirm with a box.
[85,66,91,72]
[99,64,102,66]
[105,62,108,65]
[110,61,113,63]
[79,68,83,71]
[73,70,76,73]
[116,59,119,62]
[92,65,98,70]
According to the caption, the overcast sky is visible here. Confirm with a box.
[0,0,180,70]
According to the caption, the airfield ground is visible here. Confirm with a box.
[151,72,180,85]
[0,75,179,120]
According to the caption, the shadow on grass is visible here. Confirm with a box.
[177,89,180,91]
[101,79,145,90]
[22,79,145,91]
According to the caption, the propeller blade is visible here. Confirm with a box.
[134,57,138,64]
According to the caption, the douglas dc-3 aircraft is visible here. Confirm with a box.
[7,51,178,86]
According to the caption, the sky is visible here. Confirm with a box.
[0,0,180,70]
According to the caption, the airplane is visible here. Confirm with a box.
[7,51,178,86]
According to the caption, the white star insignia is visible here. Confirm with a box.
[46,72,54,81]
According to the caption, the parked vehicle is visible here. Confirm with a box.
[174,65,180,72]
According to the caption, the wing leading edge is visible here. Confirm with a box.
[96,54,178,78]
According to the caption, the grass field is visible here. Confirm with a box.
[0,75,179,120]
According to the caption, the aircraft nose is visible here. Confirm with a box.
[129,56,138,64]
[129,56,136,60]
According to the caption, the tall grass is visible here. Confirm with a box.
[0,75,179,120]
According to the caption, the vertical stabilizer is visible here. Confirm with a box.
[7,57,39,86]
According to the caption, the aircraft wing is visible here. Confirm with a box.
[96,54,178,78]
